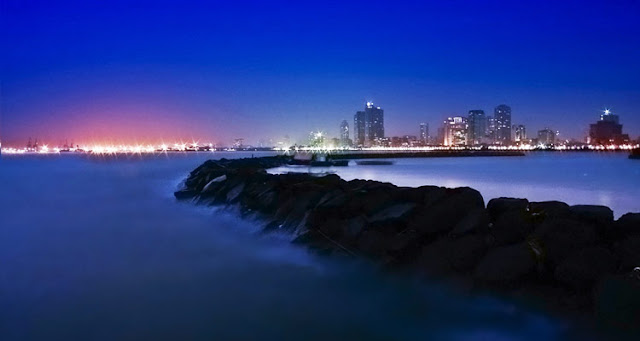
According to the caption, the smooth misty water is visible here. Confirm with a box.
[271,152,640,218]
[1,152,632,340]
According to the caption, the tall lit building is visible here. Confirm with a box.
[537,128,555,145]
[436,127,445,145]
[443,116,468,146]
[485,116,496,143]
[308,131,325,147]
[354,102,385,147]
[354,111,366,146]
[467,110,486,145]
[340,120,350,146]
[419,123,429,144]
[494,104,512,145]
[513,124,526,143]
[589,109,630,145]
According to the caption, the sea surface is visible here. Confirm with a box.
[1,152,636,340]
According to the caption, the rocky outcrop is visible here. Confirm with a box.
[175,156,640,328]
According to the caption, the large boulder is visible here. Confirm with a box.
[529,201,571,220]
[489,209,535,246]
[418,238,455,275]
[357,230,391,258]
[225,182,246,203]
[368,203,417,223]
[450,208,489,237]
[202,174,227,193]
[614,213,640,238]
[487,197,529,221]
[407,187,484,238]
[614,235,640,272]
[554,246,618,289]
[570,205,614,226]
[474,242,536,285]
[532,218,599,267]
[448,235,488,272]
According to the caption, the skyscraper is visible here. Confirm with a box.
[467,110,486,145]
[513,124,526,143]
[340,120,350,146]
[354,111,366,146]
[419,123,428,144]
[443,116,468,146]
[494,104,512,145]
[589,109,630,145]
[485,116,496,144]
[538,128,555,145]
[354,102,385,147]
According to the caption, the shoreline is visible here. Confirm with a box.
[175,155,640,333]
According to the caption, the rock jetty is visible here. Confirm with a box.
[175,155,640,330]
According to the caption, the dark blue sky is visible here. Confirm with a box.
[2,0,639,146]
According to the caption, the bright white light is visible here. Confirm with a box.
[604,109,611,115]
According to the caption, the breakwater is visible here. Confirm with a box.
[175,155,640,330]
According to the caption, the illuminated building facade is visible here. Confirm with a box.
[537,128,555,145]
[588,110,630,145]
[494,104,512,145]
[513,124,526,143]
[419,123,428,144]
[340,120,350,146]
[354,102,385,147]
[443,116,468,146]
[467,110,486,145]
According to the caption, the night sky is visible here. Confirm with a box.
[2,0,639,146]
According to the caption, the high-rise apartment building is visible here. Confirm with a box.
[494,104,512,145]
[354,102,385,147]
[443,117,468,146]
[419,123,429,144]
[467,110,486,145]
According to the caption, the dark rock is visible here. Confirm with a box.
[393,187,429,203]
[614,213,640,237]
[202,174,227,193]
[449,235,488,272]
[614,235,640,272]
[532,218,598,267]
[368,203,417,223]
[343,216,367,240]
[417,235,488,275]
[360,190,395,215]
[357,230,391,257]
[490,210,535,246]
[225,182,245,203]
[408,187,484,238]
[487,197,529,221]
[450,208,489,237]
[570,205,614,225]
[418,238,455,275]
[315,189,347,208]
[529,201,571,220]
[554,246,618,289]
[474,242,536,285]
[421,186,447,207]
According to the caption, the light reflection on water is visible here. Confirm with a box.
[0,152,615,340]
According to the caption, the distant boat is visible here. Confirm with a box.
[630,148,640,160]
[355,160,394,165]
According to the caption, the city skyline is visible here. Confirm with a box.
[2,1,640,146]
